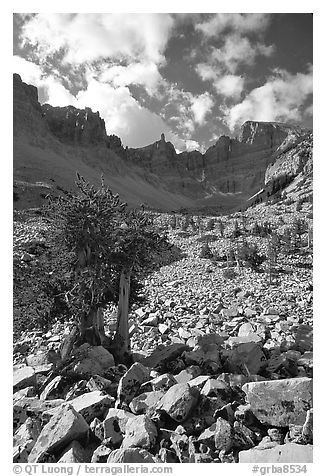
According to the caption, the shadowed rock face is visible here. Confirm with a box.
[126,121,304,198]
[41,104,107,146]
[13,73,47,137]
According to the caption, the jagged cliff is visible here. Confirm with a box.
[13,74,193,211]
[13,74,312,212]
[41,104,107,146]
[265,132,313,185]
[126,121,307,199]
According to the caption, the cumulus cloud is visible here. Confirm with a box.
[223,67,313,131]
[20,13,174,66]
[195,63,244,100]
[13,55,77,106]
[196,13,271,37]
[99,62,163,96]
[211,34,274,73]
[190,92,214,125]
[194,14,274,100]
[162,85,215,139]
[213,75,245,99]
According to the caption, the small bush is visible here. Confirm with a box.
[197,234,219,243]
[206,218,215,231]
[237,242,266,270]
[199,242,214,259]
[223,268,237,279]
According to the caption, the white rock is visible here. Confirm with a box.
[103,408,135,437]
[157,383,199,423]
[57,440,86,463]
[13,366,36,392]
[67,391,114,423]
[13,417,41,461]
[149,373,177,391]
[242,377,313,426]
[239,443,313,463]
[107,448,155,463]
[129,391,164,414]
[117,363,150,406]
[214,417,233,451]
[73,345,115,377]
[28,403,89,462]
[123,415,157,449]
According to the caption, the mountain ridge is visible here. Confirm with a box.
[13,74,312,212]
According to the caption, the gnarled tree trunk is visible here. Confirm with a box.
[60,307,108,361]
[112,268,132,364]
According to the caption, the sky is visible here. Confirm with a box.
[13,13,313,152]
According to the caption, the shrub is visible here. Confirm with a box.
[223,268,237,279]
[197,234,219,243]
[206,218,215,231]
[232,220,241,238]
[199,242,214,259]
[44,174,170,362]
[170,214,177,229]
[237,241,266,270]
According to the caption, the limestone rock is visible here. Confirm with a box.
[103,408,135,435]
[201,378,229,398]
[292,324,313,352]
[40,376,65,400]
[157,383,199,422]
[239,443,313,463]
[123,414,157,449]
[116,363,150,406]
[129,390,164,415]
[174,365,201,384]
[227,335,262,347]
[13,386,36,404]
[91,445,112,463]
[183,334,222,368]
[73,345,115,377]
[57,440,86,463]
[302,409,313,443]
[26,350,60,368]
[87,374,114,393]
[14,397,65,428]
[28,403,89,462]
[13,417,41,462]
[149,373,177,391]
[66,391,115,423]
[242,377,313,426]
[226,342,267,375]
[187,375,210,389]
[107,448,155,463]
[140,343,187,369]
[214,417,233,452]
[13,365,36,392]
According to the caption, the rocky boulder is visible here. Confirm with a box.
[157,383,199,422]
[239,443,313,463]
[107,448,156,463]
[123,414,158,449]
[116,363,150,406]
[28,403,89,462]
[242,377,313,426]
[13,365,36,392]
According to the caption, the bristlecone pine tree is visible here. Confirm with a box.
[48,174,170,364]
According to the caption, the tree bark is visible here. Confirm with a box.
[113,268,132,364]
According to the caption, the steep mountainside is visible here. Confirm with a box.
[13,74,312,212]
[13,74,194,211]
